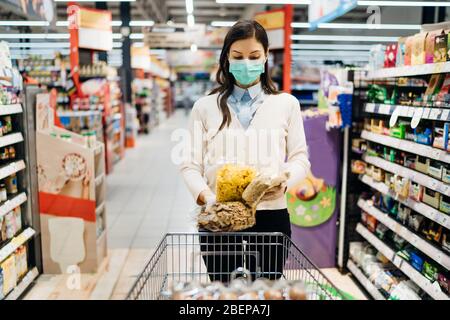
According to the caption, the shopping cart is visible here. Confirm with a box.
[127,232,347,300]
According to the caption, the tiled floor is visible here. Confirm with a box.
[25,110,365,300]
[106,111,197,250]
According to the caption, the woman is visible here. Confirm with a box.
[180,20,310,282]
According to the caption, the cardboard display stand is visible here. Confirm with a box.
[35,93,107,274]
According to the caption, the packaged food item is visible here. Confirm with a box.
[423,221,443,243]
[442,163,450,184]
[397,204,411,225]
[351,160,366,174]
[438,273,449,294]
[410,252,424,272]
[8,146,15,160]
[369,44,386,70]
[442,230,450,253]
[415,156,430,174]
[403,154,416,170]
[411,32,427,65]
[389,281,421,300]
[422,261,439,282]
[396,37,406,67]
[404,36,414,66]
[371,118,385,134]
[3,116,12,134]
[425,30,444,63]
[434,33,448,62]
[393,175,409,199]
[0,184,6,202]
[375,223,389,240]
[384,43,398,68]
[372,167,385,182]
[432,123,449,151]
[366,214,378,233]
[436,74,450,106]
[5,173,18,195]
[428,160,443,180]
[5,211,16,239]
[408,214,424,232]
[199,172,288,232]
[393,234,407,250]
[413,127,433,145]
[0,268,3,299]
[0,255,16,296]
[422,187,441,209]
[389,122,406,139]
[215,164,256,202]
[0,215,5,242]
[13,207,21,232]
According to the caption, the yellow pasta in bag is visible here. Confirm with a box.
[215,164,256,202]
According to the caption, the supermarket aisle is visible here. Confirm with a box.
[106,110,196,250]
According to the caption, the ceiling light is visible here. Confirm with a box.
[291,22,421,30]
[186,0,194,14]
[357,1,450,7]
[129,20,155,27]
[7,42,70,48]
[291,43,373,50]
[112,33,123,39]
[0,21,50,27]
[291,35,398,42]
[0,33,70,39]
[211,21,236,27]
[10,49,70,55]
[56,20,122,27]
[291,50,370,57]
[130,33,144,39]
[132,42,145,47]
[187,14,195,27]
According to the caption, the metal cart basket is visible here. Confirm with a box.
[127,232,346,300]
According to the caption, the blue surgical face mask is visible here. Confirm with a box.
[229,58,265,86]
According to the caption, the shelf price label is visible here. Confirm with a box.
[441,109,450,121]
[430,108,441,120]
[366,103,376,113]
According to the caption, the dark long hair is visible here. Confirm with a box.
[210,20,279,131]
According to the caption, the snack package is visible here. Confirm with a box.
[434,33,448,62]
[404,36,414,66]
[198,172,289,232]
[411,32,427,65]
[215,164,256,202]
[396,37,406,67]
[197,201,255,232]
[425,30,444,63]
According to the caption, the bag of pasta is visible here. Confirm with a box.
[198,167,289,232]
[215,164,256,202]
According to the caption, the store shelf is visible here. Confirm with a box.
[95,173,105,187]
[0,133,24,149]
[0,160,26,181]
[0,104,23,116]
[95,202,105,216]
[362,154,450,197]
[292,84,320,91]
[358,199,450,270]
[3,267,39,300]
[360,175,450,230]
[364,103,450,122]
[0,227,35,263]
[346,259,386,300]
[58,110,102,117]
[365,62,450,80]
[361,130,450,164]
[0,192,27,219]
[356,223,449,300]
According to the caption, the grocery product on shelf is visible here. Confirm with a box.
[0,42,38,299]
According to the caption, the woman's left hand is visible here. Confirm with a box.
[260,183,287,201]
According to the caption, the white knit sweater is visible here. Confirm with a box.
[179,92,310,210]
